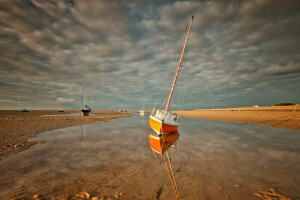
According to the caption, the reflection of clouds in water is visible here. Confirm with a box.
[180,116,300,152]
[258,148,287,159]
[176,116,300,199]
[1,114,299,199]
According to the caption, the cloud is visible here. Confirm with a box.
[259,62,300,76]
[56,97,75,104]
[0,0,299,110]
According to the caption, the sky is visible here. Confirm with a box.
[0,0,299,110]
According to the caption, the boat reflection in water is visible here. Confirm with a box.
[149,131,181,199]
[149,131,179,154]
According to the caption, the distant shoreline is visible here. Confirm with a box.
[174,105,300,130]
[132,105,300,130]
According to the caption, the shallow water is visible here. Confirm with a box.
[0,114,299,199]
[41,113,100,116]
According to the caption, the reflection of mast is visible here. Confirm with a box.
[81,124,86,148]
[164,152,180,200]
[141,112,145,125]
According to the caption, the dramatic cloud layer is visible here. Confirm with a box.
[0,0,299,110]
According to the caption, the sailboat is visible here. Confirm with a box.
[149,16,194,135]
[18,97,29,112]
[139,101,145,116]
[81,82,91,116]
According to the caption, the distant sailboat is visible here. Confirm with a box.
[81,82,91,116]
[139,101,145,116]
[149,16,194,135]
[18,97,29,112]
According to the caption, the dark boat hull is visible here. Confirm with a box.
[81,109,91,116]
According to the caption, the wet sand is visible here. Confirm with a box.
[0,110,131,159]
[175,105,300,130]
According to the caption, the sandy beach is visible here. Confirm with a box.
[175,105,300,130]
[0,110,131,159]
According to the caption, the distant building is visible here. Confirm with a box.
[252,105,259,107]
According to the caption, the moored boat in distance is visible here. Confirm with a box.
[149,16,194,136]
[81,82,91,116]
[18,97,29,112]
[81,105,91,116]
[139,101,145,116]
[19,109,29,112]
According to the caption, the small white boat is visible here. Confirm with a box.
[139,101,145,116]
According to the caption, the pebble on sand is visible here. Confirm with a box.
[75,191,90,199]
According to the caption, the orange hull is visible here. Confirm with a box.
[149,115,178,134]
[149,131,179,154]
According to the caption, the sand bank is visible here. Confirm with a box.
[0,110,131,159]
[175,105,300,130]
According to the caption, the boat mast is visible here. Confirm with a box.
[164,16,194,113]
[18,96,22,110]
[83,82,86,107]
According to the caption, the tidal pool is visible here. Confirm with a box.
[0,113,299,199]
